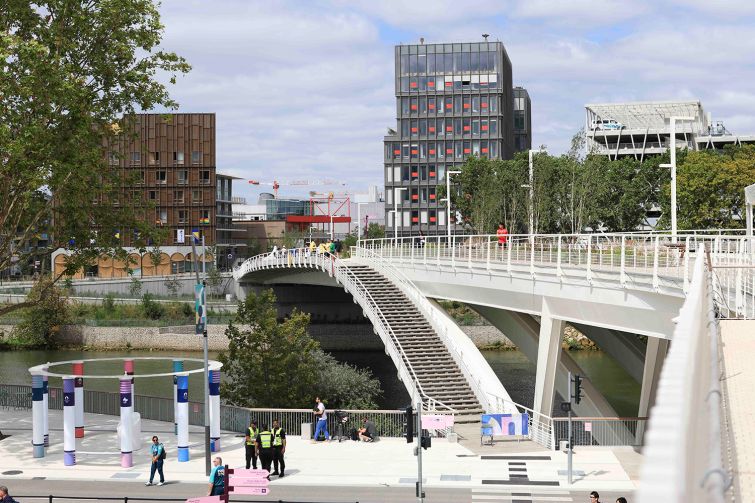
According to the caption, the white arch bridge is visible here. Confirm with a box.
[233,233,752,468]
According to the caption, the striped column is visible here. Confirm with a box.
[172,359,184,435]
[124,358,134,386]
[31,372,45,458]
[209,369,221,452]
[63,377,76,466]
[42,366,49,447]
[176,373,189,462]
[119,375,134,467]
[72,361,84,438]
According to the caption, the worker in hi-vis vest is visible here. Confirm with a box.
[256,424,274,477]
[271,418,286,478]
[244,420,259,469]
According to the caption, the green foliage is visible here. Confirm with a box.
[181,302,194,318]
[128,277,143,298]
[102,294,116,311]
[11,277,70,347]
[141,293,164,320]
[365,223,385,239]
[437,300,485,326]
[165,276,181,298]
[206,267,223,299]
[220,289,383,409]
[0,0,189,317]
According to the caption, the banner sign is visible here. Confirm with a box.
[481,413,530,436]
[194,284,206,335]
[421,414,455,430]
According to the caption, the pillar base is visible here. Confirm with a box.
[64,451,76,466]
[44,434,49,447]
[177,446,190,462]
[75,427,84,438]
[33,444,45,458]
[121,452,133,468]
[210,438,220,452]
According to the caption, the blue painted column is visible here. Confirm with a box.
[176,373,189,462]
[31,372,45,458]
[63,377,76,466]
[172,359,184,435]
[42,366,49,447]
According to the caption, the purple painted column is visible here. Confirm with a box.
[119,375,134,467]
[42,366,49,447]
[63,377,76,466]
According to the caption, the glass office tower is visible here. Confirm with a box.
[383,41,515,237]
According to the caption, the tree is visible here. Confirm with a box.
[10,276,71,347]
[365,223,385,239]
[0,1,190,316]
[206,266,223,299]
[164,275,181,298]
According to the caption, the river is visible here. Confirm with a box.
[0,348,639,416]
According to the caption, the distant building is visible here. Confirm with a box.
[513,87,532,152]
[585,100,755,161]
[350,186,385,236]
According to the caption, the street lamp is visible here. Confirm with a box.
[444,170,462,243]
[659,116,695,243]
[393,187,408,240]
[522,148,546,238]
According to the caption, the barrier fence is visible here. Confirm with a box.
[13,497,354,503]
[552,417,648,447]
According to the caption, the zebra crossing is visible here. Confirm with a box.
[471,489,573,502]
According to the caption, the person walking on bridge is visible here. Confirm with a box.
[313,396,331,442]
[496,223,508,249]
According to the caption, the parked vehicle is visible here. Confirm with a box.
[590,119,624,131]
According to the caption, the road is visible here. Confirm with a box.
[6,479,634,503]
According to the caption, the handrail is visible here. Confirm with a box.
[234,249,456,414]
[352,245,508,415]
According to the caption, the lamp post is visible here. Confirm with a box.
[522,148,545,241]
[393,187,408,241]
[659,116,695,243]
[444,170,462,244]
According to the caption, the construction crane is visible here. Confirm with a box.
[248,178,346,198]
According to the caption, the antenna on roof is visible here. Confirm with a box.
[482,33,489,41]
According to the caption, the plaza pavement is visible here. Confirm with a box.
[0,410,637,499]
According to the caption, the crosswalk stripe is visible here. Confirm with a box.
[471,496,573,502]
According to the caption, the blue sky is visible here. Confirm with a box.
[155,0,755,201]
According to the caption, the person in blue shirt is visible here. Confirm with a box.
[208,456,225,496]
[145,435,165,486]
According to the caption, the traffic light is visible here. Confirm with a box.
[404,406,414,443]
[420,434,431,450]
[573,375,583,404]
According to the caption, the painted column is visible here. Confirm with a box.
[176,373,189,462]
[172,359,184,435]
[42,365,49,447]
[119,375,134,467]
[533,301,565,418]
[209,369,221,452]
[124,357,134,388]
[31,372,45,458]
[72,361,84,438]
[63,377,76,466]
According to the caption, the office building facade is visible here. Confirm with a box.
[514,87,532,151]
[383,40,515,237]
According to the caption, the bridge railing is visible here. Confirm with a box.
[637,246,729,503]
[357,233,755,318]
[233,249,456,415]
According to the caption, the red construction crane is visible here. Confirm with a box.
[248,179,346,198]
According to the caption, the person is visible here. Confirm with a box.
[418,231,426,248]
[496,223,508,248]
[328,240,336,256]
[0,486,19,503]
[207,456,225,496]
[317,242,327,255]
[256,423,274,477]
[271,418,286,477]
[270,245,279,258]
[334,238,343,257]
[245,420,259,469]
[309,240,316,255]
[145,435,165,486]
[358,416,377,442]
[589,491,601,503]
[616,498,627,503]
[312,396,330,442]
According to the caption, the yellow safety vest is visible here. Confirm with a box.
[246,426,258,445]
[259,430,272,449]
[273,427,283,447]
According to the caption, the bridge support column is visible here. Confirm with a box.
[637,337,669,442]
[533,301,565,418]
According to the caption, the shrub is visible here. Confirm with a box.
[141,293,164,320]
[128,277,143,297]
[102,294,116,311]
[181,302,193,318]
[11,276,71,347]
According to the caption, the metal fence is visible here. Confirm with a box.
[552,417,648,447]
[13,497,353,503]
[0,384,406,438]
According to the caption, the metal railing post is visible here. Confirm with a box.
[683,236,691,293]
[436,236,441,269]
[468,236,472,269]
[557,235,563,280]
[586,235,592,283]
[653,236,660,291]
[486,236,491,270]
[530,236,535,277]
[620,235,626,287]
[507,236,512,274]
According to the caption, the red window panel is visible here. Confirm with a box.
[429,127,436,133]
[430,216,437,223]
[393,149,401,155]
[482,125,489,131]
[411,127,418,133]
[410,81,418,88]
[429,171,436,177]
[410,104,418,111]
[480,80,488,86]
[463,103,470,109]
[411,149,418,155]
[481,102,488,108]
[445,103,452,109]
[428,103,435,110]
[464,148,471,154]
[429,149,436,155]
[412,217,419,223]
[463,125,470,131]
[445,81,453,87]
[430,193,436,200]
[481,148,489,153]
[446,148,453,154]
[411,171,418,177]
[428,81,435,87]
[412,194,419,201]
[446,126,453,132]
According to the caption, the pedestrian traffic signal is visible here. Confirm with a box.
[404,406,414,443]
[573,374,583,404]
[420,434,431,450]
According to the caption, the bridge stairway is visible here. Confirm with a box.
[347,264,484,422]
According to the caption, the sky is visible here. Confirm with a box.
[155,0,755,202]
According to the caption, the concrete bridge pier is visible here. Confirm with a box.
[636,337,669,442]
[533,301,565,419]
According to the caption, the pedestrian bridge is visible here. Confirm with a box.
[234,233,754,453]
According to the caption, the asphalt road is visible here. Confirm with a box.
[3,479,634,503]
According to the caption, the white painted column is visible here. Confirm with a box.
[176,373,190,462]
[533,301,565,418]
[209,369,221,452]
[31,371,45,458]
[63,377,76,466]
[172,359,183,435]
[72,361,84,438]
[42,366,49,447]
[119,375,134,467]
